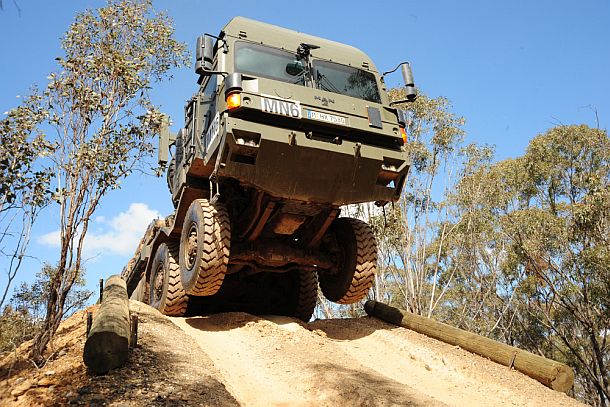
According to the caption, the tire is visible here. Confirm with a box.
[149,242,188,316]
[179,199,230,296]
[130,276,147,302]
[292,270,319,322]
[319,217,377,304]
[269,270,318,322]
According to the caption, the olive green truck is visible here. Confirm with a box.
[122,17,416,321]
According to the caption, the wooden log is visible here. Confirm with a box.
[364,300,574,392]
[83,275,131,374]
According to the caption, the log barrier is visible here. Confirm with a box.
[83,275,131,374]
[364,300,574,392]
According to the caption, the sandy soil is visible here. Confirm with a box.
[1,301,583,406]
[0,302,237,406]
[171,313,582,407]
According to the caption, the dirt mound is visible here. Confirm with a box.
[0,302,236,406]
[1,301,583,406]
[171,313,582,407]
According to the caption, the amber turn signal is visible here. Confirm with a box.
[400,127,407,144]
[226,92,241,110]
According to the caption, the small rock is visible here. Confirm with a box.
[44,370,56,376]
[11,379,33,397]
[424,364,432,371]
[78,385,92,395]
[37,376,57,387]
[312,329,327,338]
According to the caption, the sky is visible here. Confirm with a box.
[1,0,609,302]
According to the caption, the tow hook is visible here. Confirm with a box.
[354,142,362,158]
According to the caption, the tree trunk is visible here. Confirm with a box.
[364,300,575,393]
[83,275,130,374]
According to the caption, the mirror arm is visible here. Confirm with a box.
[197,70,229,85]
[383,61,417,103]
[382,61,410,78]
[389,99,412,107]
[204,32,229,53]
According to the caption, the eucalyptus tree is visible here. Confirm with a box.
[0,95,53,311]
[447,124,609,405]
[9,0,191,364]
[368,88,466,316]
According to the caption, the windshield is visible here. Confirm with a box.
[314,60,380,103]
[235,42,304,85]
[234,42,381,103]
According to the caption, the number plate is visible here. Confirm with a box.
[306,110,347,125]
[261,96,301,118]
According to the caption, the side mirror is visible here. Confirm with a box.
[384,62,417,105]
[158,115,177,168]
[286,60,305,76]
[401,63,416,102]
[195,35,215,76]
[158,117,170,168]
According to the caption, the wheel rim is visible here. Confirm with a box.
[153,263,165,303]
[185,222,198,270]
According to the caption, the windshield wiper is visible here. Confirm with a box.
[290,72,306,85]
[316,72,342,94]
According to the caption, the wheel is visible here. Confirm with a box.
[319,217,377,304]
[179,199,231,296]
[130,276,147,302]
[266,270,318,322]
[149,242,188,316]
[291,270,319,322]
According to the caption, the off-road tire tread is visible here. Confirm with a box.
[181,199,231,296]
[338,218,376,304]
[163,242,189,316]
[294,271,318,322]
[321,218,377,304]
[149,242,188,317]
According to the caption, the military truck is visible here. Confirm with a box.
[122,16,416,322]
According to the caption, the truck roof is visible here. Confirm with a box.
[221,16,378,73]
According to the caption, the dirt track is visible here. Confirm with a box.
[0,302,583,406]
[170,311,581,407]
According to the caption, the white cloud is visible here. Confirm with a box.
[38,203,162,258]
[38,230,61,247]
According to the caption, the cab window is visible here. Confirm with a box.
[235,42,304,85]
[313,60,381,103]
[202,74,218,100]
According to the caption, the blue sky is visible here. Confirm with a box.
[1,0,609,300]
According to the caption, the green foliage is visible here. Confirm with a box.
[366,89,609,404]
[9,0,190,363]
[0,305,37,354]
[0,264,91,353]
[0,94,54,310]
[42,0,189,192]
[366,88,467,316]
[0,93,53,211]
[446,124,609,405]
